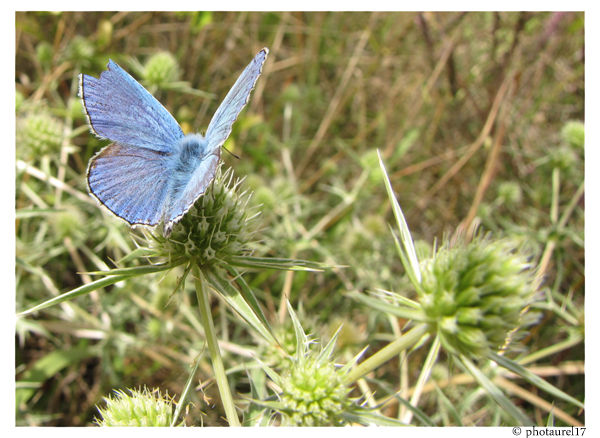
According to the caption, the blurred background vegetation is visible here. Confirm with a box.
[15,11,584,426]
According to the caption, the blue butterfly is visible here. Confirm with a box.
[80,48,268,235]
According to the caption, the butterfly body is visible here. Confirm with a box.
[80,48,268,234]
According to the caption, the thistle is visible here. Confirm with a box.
[94,387,178,427]
[143,52,179,89]
[418,236,539,359]
[279,354,351,426]
[255,307,356,427]
[142,166,257,268]
[561,120,584,150]
[18,111,64,158]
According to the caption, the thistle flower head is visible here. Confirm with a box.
[418,236,539,359]
[94,387,177,427]
[497,181,523,206]
[18,111,63,158]
[146,167,258,267]
[561,120,584,150]
[66,36,95,65]
[279,354,351,426]
[143,52,179,88]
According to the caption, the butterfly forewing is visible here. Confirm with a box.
[79,60,184,153]
[205,48,268,154]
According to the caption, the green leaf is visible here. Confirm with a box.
[342,408,410,426]
[434,385,463,426]
[460,355,533,425]
[18,273,132,316]
[224,264,272,337]
[204,270,276,344]
[489,351,584,410]
[229,255,327,272]
[318,324,341,362]
[171,354,202,427]
[243,397,287,413]
[347,291,426,321]
[378,150,421,283]
[116,247,166,264]
[86,262,181,276]
[339,345,369,375]
[287,302,309,358]
[16,208,62,219]
[244,367,272,426]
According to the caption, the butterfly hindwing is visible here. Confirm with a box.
[87,143,172,225]
[79,60,184,153]
[163,151,221,234]
[205,48,268,154]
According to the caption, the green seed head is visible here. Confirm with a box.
[149,167,257,267]
[18,111,63,158]
[50,203,86,242]
[279,355,351,426]
[548,146,578,171]
[96,19,113,49]
[143,52,179,88]
[66,36,95,64]
[94,387,177,427]
[561,120,584,150]
[419,236,538,359]
[497,181,522,206]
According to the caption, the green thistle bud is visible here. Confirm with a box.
[143,52,179,88]
[418,236,538,359]
[96,19,113,49]
[548,146,578,171]
[18,111,64,157]
[36,41,53,69]
[66,36,95,64]
[279,355,351,426]
[94,387,177,427]
[360,149,383,185]
[50,203,86,242]
[561,120,584,150]
[497,181,522,206]
[281,83,301,103]
[147,167,257,267]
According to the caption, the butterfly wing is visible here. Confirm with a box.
[87,143,172,225]
[79,60,184,153]
[163,151,221,234]
[205,48,268,154]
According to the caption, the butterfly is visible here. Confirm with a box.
[80,48,268,235]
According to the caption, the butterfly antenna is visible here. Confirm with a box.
[222,146,240,160]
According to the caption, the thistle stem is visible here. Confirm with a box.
[343,323,429,385]
[193,263,240,426]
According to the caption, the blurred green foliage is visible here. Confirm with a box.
[15,11,584,426]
